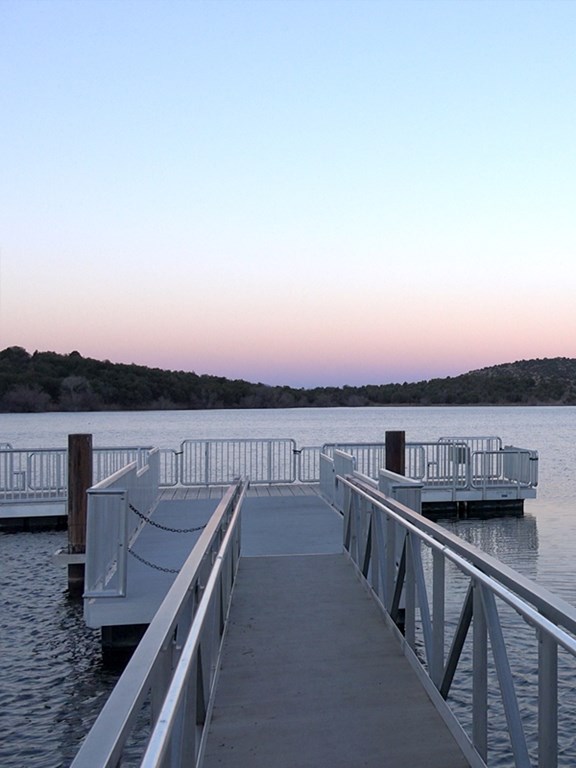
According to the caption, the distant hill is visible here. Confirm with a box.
[1,346,575,412]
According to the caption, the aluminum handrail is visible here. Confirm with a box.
[0,438,539,497]
[140,485,244,766]
[344,476,576,634]
[339,475,576,767]
[0,445,154,502]
[71,478,247,768]
[178,438,297,485]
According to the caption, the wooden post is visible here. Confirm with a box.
[385,430,405,475]
[68,433,93,596]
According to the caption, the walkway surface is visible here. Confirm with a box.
[201,491,470,768]
[85,485,331,628]
[84,485,470,765]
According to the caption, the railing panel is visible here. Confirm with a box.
[159,449,179,486]
[503,447,539,487]
[337,475,576,768]
[324,442,386,479]
[84,450,159,598]
[0,448,68,502]
[84,489,128,597]
[470,449,538,490]
[28,450,67,490]
[298,446,321,482]
[319,453,335,502]
[406,441,470,487]
[72,479,247,768]
[0,438,539,503]
[179,439,296,485]
[333,450,356,512]
[93,447,152,483]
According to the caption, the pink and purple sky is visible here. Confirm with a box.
[1,0,575,387]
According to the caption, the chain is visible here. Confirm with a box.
[128,547,180,574]
[129,503,207,533]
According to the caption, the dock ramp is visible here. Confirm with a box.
[202,552,467,768]
[72,478,576,768]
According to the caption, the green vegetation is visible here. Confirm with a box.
[1,346,576,412]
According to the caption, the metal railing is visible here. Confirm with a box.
[0,447,68,502]
[471,448,538,490]
[0,446,153,504]
[338,474,576,768]
[406,441,470,488]
[0,438,539,508]
[323,442,387,479]
[71,479,247,768]
[440,435,503,453]
[178,438,297,485]
[84,450,160,598]
[405,441,538,492]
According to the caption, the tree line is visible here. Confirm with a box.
[1,346,576,412]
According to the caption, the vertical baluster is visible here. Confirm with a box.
[204,440,209,485]
[481,587,531,767]
[538,629,558,768]
[431,550,445,689]
[370,503,380,594]
[473,580,488,761]
[405,532,416,649]
[385,514,396,612]
[411,536,433,664]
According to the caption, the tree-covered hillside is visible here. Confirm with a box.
[1,346,576,412]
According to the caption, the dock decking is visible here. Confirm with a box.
[202,554,468,768]
[200,489,468,766]
[84,485,325,630]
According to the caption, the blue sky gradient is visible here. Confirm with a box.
[1,1,575,386]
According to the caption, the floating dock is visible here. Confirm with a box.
[1,435,539,529]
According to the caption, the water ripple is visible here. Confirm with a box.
[0,531,119,768]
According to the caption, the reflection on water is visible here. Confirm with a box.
[441,513,540,580]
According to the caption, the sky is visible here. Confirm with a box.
[1,0,575,388]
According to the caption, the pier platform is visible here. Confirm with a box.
[84,485,330,632]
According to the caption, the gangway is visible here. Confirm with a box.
[71,461,576,768]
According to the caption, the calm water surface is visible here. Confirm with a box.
[2,406,576,766]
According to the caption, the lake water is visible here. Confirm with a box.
[2,406,576,766]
